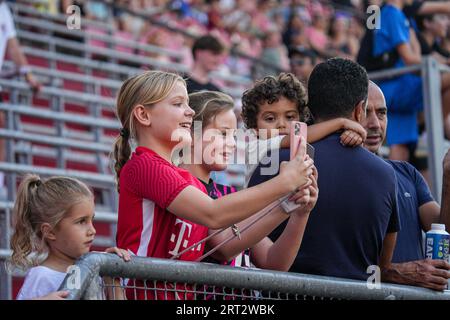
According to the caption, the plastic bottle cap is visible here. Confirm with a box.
[431,223,446,231]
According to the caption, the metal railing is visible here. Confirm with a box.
[58,253,450,300]
[12,15,184,60]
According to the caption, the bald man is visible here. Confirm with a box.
[361,82,450,291]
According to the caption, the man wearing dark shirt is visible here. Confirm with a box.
[249,58,400,281]
[185,35,224,94]
[362,81,450,291]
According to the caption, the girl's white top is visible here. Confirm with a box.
[17,266,66,300]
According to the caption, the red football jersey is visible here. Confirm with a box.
[117,147,209,300]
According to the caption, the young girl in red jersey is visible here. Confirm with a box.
[183,90,318,272]
[112,71,314,299]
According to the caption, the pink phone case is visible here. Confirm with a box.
[290,121,308,160]
[282,121,309,213]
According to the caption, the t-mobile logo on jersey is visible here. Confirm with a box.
[168,219,202,257]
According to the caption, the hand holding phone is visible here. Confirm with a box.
[281,121,310,213]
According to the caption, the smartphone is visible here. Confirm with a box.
[290,121,308,160]
[282,121,311,213]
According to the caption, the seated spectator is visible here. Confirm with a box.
[306,14,330,56]
[139,25,172,64]
[252,0,275,34]
[373,0,450,166]
[254,28,290,78]
[185,34,225,93]
[416,12,450,140]
[32,0,58,15]
[282,13,308,50]
[327,12,359,60]
[207,0,224,31]
[289,47,317,83]
[373,0,424,163]
[249,58,400,281]
[85,1,110,21]
[114,22,135,55]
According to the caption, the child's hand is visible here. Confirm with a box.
[105,247,131,262]
[341,119,367,141]
[288,183,310,207]
[34,291,69,300]
[280,137,314,191]
[292,166,318,216]
[340,130,364,147]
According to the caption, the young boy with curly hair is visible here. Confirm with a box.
[241,72,367,186]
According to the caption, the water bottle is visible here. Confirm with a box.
[426,223,450,289]
[426,224,450,290]
[425,224,450,260]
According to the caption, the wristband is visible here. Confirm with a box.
[19,66,32,76]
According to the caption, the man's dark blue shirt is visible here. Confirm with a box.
[386,160,434,263]
[249,134,400,280]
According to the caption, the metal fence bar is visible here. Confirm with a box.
[59,253,450,300]
[17,45,249,95]
[2,62,122,90]
[20,46,141,78]
[16,30,189,73]
[421,57,446,201]
[0,103,119,129]
[368,64,421,81]
[0,79,115,107]
[13,16,183,60]
[0,200,117,222]
[0,129,111,153]
[11,2,114,31]
[0,162,114,187]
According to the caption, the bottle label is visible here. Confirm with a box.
[426,234,450,260]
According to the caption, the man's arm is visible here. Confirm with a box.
[382,259,450,291]
[379,232,397,273]
[418,1,450,15]
[419,201,440,232]
[396,29,422,66]
[380,232,450,291]
[422,149,450,232]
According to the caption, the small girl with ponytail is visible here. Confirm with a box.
[11,174,130,300]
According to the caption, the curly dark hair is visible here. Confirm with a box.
[241,73,308,129]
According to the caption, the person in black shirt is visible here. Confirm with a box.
[185,35,225,93]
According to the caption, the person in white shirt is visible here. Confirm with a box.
[10,174,130,300]
[0,1,41,195]
[0,0,40,89]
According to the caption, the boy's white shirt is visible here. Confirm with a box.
[244,130,285,188]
